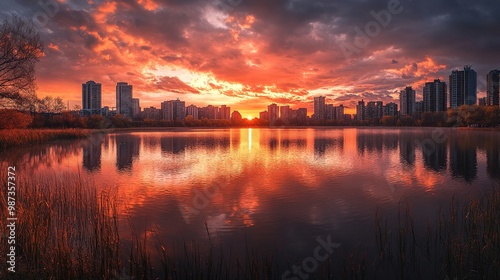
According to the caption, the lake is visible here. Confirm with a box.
[4,127,500,278]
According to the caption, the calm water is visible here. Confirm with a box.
[4,128,500,274]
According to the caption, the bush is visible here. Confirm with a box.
[0,109,33,129]
[85,114,106,129]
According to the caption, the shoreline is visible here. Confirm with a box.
[0,128,95,150]
[1,126,498,150]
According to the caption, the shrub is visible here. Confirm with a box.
[0,109,33,129]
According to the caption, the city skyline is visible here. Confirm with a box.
[83,63,496,122]
[4,0,499,117]
[73,65,500,118]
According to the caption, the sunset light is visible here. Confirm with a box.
[1,0,495,114]
[1,0,500,279]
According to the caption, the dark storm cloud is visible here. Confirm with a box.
[1,0,498,107]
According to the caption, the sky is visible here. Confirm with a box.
[1,0,499,117]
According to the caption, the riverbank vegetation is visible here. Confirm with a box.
[0,128,93,150]
[1,105,499,131]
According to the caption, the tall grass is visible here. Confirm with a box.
[0,170,280,279]
[1,168,499,279]
[0,129,94,150]
[0,170,121,279]
[374,190,500,279]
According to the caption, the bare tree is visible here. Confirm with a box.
[38,96,66,113]
[0,16,44,109]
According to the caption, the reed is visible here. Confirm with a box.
[0,129,94,150]
[373,188,500,279]
[0,169,121,279]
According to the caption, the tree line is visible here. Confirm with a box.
[2,105,499,129]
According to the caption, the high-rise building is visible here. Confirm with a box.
[415,101,424,114]
[82,81,102,115]
[161,101,173,121]
[486,69,499,106]
[268,103,279,125]
[296,108,307,124]
[259,111,269,121]
[218,105,231,120]
[463,66,477,106]
[383,102,398,116]
[366,101,383,119]
[142,107,160,120]
[174,100,186,121]
[198,107,208,119]
[449,66,477,108]
[313,96,326,120]
[198,105,218,119]
[280,105,290,122]
[356,99,365,121]
[116,82,133,118]
[478,97,487,106]
[449,70,463,109]
[161,99,186,121]
[335,105,345,120]
[323,104,345,121]
[132,98,140,117]
[207,105,218,119]
[423,79,447,112]
[186,104,199,119]
[400,86,416,116]
[325,104,334,120]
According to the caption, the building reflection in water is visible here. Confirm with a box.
[88,128,498,188]
[356,132,387,155]
[116,134,141,171]
[269,138,278,150]
[276,137,307,151]
[160,135,231,155]
[383,133,399,151]
[450,137,477,183]
[422,141,447,172]
[483,137,500,180]
[356,132,366,155]
[487,147,500,180]
[399,134,416,166]
[161,137,186,154]
[366,134,383,153]
[314,138,339,156]
[82,136,103,172]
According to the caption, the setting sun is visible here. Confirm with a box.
[247,116,253,120]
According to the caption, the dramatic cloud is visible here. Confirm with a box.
[2,0,499,115]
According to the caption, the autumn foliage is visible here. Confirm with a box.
[0,109,33,129]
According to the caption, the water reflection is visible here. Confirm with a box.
[314,138,340,156]
[82,137,102,171]
[450,136,477,183]
[422,142,447,172]
[478,136,500,181]
[399,133,416,166]
[52,129,498,186]
[487,148,500,180]
[159,135,232,155]
[116,134,140,171]
[4,128,500,278]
